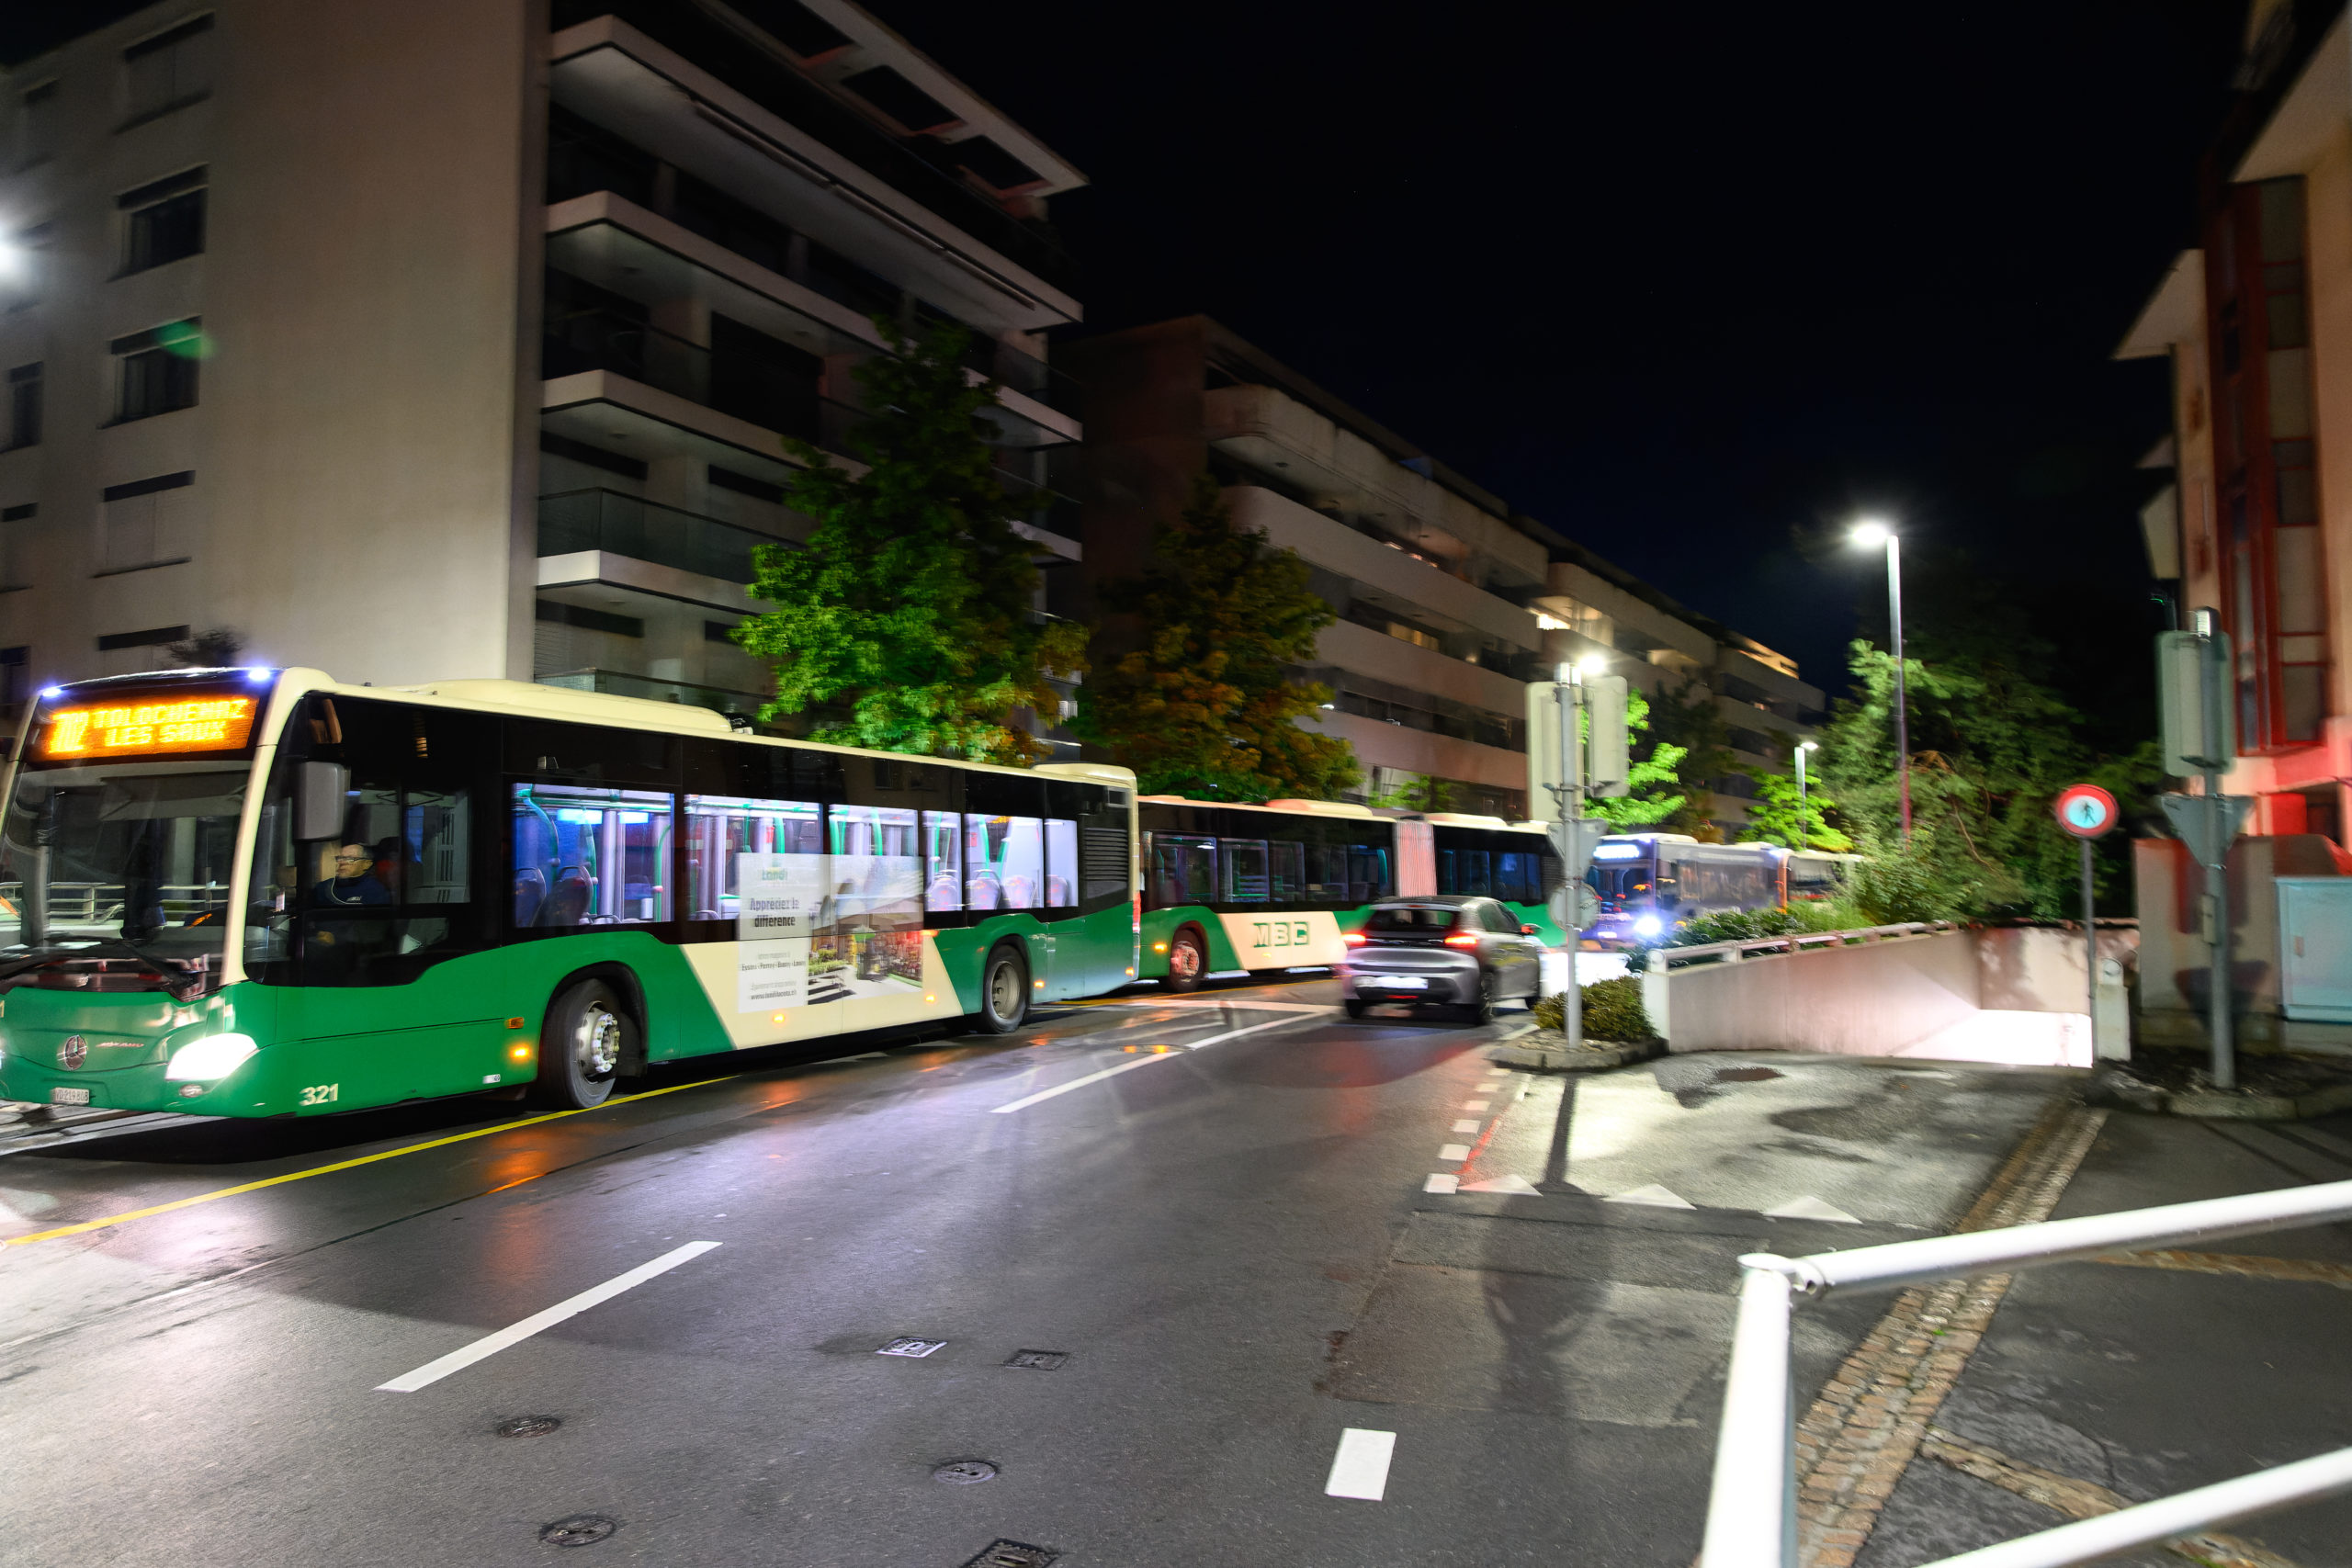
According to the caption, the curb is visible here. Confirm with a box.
[2086,1066,2352,1122]
[1488,1034,1663,1072]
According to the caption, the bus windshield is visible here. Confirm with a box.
[0,760,246,994]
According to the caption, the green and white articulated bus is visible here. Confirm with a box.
[1133,800,1570,988]
[0,668,1139,1118]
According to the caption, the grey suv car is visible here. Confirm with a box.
[1340,895,1545,1023]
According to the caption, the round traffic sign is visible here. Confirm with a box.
[2052,784,2120,840]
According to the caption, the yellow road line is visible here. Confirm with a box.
[1,1077,734,1247]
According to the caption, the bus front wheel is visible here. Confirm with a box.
[536,979,632,1109]
[971,943,1031,1034]
[1164,929,1206,993]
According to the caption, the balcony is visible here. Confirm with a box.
[544,306,861,453]
[539,488,789,583]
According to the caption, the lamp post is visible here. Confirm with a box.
[1793,740,1817,852]
[1850,520,1910,840]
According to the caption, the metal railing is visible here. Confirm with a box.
[537,489,791,584]
[1647,920,1956,970]
[1702,1179,2352,1568]
[0,882,229,924]
[542,308,863,452]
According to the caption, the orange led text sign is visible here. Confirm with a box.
[40,696,258,760]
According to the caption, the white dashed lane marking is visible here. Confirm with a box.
[377,1242,720,1393]
[1325,1428,1396,1500]
[1605,1184,1697,1210]
[1438,1144,1472,1162]
[1422,1173,1459,1195]
[1464,1100,1491,1111]
[1452,1119,1482,1134]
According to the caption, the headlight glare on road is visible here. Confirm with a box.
[165,1032,258,1081]
[1633,915,1664,936]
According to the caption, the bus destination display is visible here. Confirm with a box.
[40,694,259,759]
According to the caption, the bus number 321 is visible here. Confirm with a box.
[300,1084,339,1106]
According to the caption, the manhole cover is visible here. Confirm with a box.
[497,1416,561,1438]
[1003,1349,1068,1371]
[538,1515,616,1547]
[877,1337,947,1358]
[959,1542,1058,1568]
[933,1460,999,1484]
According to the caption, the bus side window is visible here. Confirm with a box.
[1268,840,1305,901]
[1221,839,1268,903]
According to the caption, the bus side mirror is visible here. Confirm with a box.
[298,761,348,841]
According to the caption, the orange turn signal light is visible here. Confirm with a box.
[508,1043,532,1061]
[1342,932,1367,946]
[1443,933,1480,948]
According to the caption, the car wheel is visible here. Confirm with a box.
[971,942,1031,1034]
[1164,929,1206,994]
[534,979,631,1110]
[1464,973,1497,1026]
[1343,998,1367,1019]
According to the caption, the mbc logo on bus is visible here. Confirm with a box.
[1250,920,1311,950]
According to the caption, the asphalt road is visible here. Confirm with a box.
[0,976,2075,1568]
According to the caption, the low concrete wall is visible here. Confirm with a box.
[1645,931,1981,1056]
[1977,925,2141,1012]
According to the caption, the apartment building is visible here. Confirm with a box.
[2118,0,2350,847]
[1064,317,1822,828]
[0,0,1083,731]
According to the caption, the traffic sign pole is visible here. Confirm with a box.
[1553,668,1585,1052]
[2052,784,2120,1061]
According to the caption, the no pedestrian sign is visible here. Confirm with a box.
[2052,784,2119,840]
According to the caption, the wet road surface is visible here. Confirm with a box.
[0,976,2074,1567]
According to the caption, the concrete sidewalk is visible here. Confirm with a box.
[1842,1107,2352,1568]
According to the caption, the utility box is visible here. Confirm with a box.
[2278,878,2352,1022]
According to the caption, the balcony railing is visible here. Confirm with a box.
[538,667,769,727]
[543,308,863,451]
[538,488,793,583]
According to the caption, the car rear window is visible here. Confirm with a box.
[1365,905,1459,932]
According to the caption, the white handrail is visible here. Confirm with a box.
[1702,1177,2352,1568]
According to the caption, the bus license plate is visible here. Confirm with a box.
[50,1087,92,1106]
[1374,976,1427,990]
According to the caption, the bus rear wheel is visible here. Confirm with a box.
[536,979,631,1109]
[1164,929,1206,993]
[971,943,1031,1034]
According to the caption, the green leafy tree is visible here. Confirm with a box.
[735,320,1084,763]
[1736,769,1854,852]
[1367,772,1458,812]
[1587,689,1689,829]
[1643,677,1736,839]
[1816,640,2162,920]
[1070,474,1360,800]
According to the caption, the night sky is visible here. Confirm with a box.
[880,0,2247,700]
[4,3,2251,705]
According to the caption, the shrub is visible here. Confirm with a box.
[1666,907,1802,947]
[1531,976,1655,1043]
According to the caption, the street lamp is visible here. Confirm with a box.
[1849,519,1909,840]
[1793,740,1818,852]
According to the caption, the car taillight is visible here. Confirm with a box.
[1131,891,1141,933]
[1443,933,1479,948]
[1342,932,1367,946]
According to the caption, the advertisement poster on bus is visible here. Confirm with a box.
[734,851,926,1011]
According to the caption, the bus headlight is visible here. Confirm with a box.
[165,1032,258,1081]
[1633,915,1664,937]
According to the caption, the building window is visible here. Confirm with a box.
[96,625,189,652]
[99,471,195,575]
[535,600,644,638]
[111,320,202,423]
[16,81,57,169]
[0,503,31,591]
[5,363,37,449]
[122,15,214,128]
[119,168,206,274]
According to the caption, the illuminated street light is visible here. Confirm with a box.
[1849,520,1910,840]
[1576,652,1607,675]
[1794,739,1818,852]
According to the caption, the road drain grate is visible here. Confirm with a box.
[959,1542,1057,1568]
[877,1337,947,1358]
[497,1416,561,1438]
[933,1460,999,1484]
[538,1515,616,1547]
[1002,1349,1068,1371]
